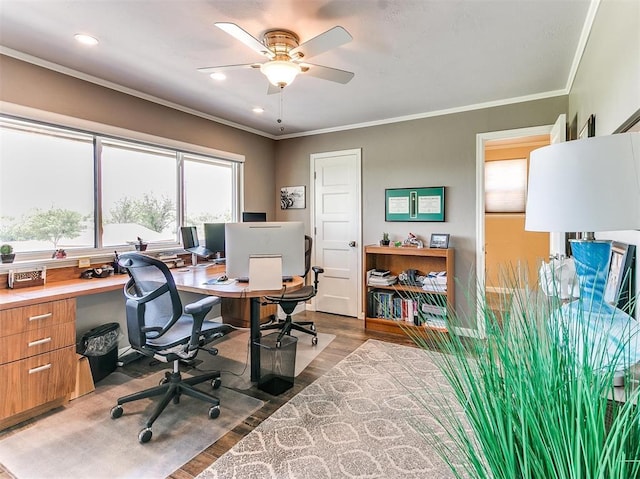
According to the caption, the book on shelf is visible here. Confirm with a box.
[371,269,391,277]
[368,275,398,286]
[422,270,447,292]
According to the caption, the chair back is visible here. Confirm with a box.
[304,235,312,278]
[118,253,183,349]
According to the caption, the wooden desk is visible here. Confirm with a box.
[0,265,302,428]
[170,266,304,382]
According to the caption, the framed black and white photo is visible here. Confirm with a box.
[604,241,635,310]
[280,186,305,209]
[429,233,450,249]
[579,114,596,139]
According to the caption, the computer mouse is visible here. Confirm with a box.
[218,275,228,282]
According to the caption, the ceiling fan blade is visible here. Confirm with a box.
[300,63,354,84]
[214,22,274,58]
[290,26,352,60]
[197,63,261,74]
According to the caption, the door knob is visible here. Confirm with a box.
[349,241,356,247]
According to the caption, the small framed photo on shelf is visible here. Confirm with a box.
[429,233,450,249]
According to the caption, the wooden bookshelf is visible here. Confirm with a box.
[363,245,454,335]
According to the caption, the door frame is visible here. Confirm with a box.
[309,148,363,317]
[475,124,553,338]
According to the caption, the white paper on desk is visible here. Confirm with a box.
[248,255,282,291]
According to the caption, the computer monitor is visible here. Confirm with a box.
[225,221,304,279]
[242,212,267,222]
[204,223,225,258]
[180,226,198,249]
[180,225,214,259]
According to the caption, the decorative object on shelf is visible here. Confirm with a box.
[380,232,390,246]
[134,237,148,251]
[578,113,596,139]
[0,244,15,263]
[52,248,67,259]
[280,185,305,209]
[403,232,423,248]
[525,131,640,375]
[385,186,445,222]
[8,266,46,288]
[429,233,450,249]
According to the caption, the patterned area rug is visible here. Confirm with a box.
[197,339,463,479]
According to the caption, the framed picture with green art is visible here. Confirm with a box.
[385,186,445,222]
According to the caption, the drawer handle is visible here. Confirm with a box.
[28,312,53,321]
[28,337,52,347]
[29,363,52,374]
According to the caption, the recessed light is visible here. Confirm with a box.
[74,34,99,46]
[252,107,264,114]
[209,72,226,81]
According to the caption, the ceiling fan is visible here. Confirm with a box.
[198,22,354,93]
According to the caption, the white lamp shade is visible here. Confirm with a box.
[260,60,301,87]
[525,132,640,233]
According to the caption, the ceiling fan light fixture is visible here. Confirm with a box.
[260,60,301,88]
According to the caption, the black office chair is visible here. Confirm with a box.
[110,252,231,443]
[261,235,324,346]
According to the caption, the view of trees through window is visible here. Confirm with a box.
[0,117,239,256]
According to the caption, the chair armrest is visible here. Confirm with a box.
[184,295,221,315]
[312,266,324,275]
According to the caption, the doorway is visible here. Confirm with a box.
[310,149,362,318]
[475,121,560,336]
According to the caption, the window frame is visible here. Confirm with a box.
[0,110,244,266]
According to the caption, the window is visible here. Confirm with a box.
[0,115,241,259]
[484,158,528,213]
[101,140,177,247]
[0,119,94,253]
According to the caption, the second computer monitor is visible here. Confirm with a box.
[204,223,226,258]
[242,212,266,222]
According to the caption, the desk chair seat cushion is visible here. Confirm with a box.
[144,316,229,350]
[264,285,315,303]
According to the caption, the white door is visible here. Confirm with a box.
[311,149,361,317]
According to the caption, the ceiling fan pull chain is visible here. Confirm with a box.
[278,90,285,132]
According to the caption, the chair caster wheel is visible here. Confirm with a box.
[139,428,152,443]
[209,405,221,419]
[310,324,316,332]
[211,377,222,389]
[312,336,318,346]
[110,405,123,419]
[173,394,180,404]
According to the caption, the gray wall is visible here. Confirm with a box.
[568,0,640,307]
[275,96,568,324]
[0,54,278,217]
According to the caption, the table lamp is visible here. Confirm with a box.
[525,131,640,374]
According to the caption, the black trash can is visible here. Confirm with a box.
[77,322,120,383]
[256,333,297,395]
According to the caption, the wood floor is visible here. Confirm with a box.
[168,311,415,479]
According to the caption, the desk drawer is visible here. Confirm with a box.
[0,299,75,337]
[0,346,76,420]
[0,322,75,364]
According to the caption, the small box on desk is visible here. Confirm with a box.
[8,266,46,288]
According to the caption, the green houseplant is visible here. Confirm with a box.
[1,244,15,263]
[380,232,390,246]
[398,276,640,479]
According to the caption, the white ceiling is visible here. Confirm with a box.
[0,0,593,139]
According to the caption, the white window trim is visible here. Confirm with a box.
[0,101,245,270]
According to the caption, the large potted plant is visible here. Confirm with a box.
[1,244,15,263]
[400,275,640,479]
